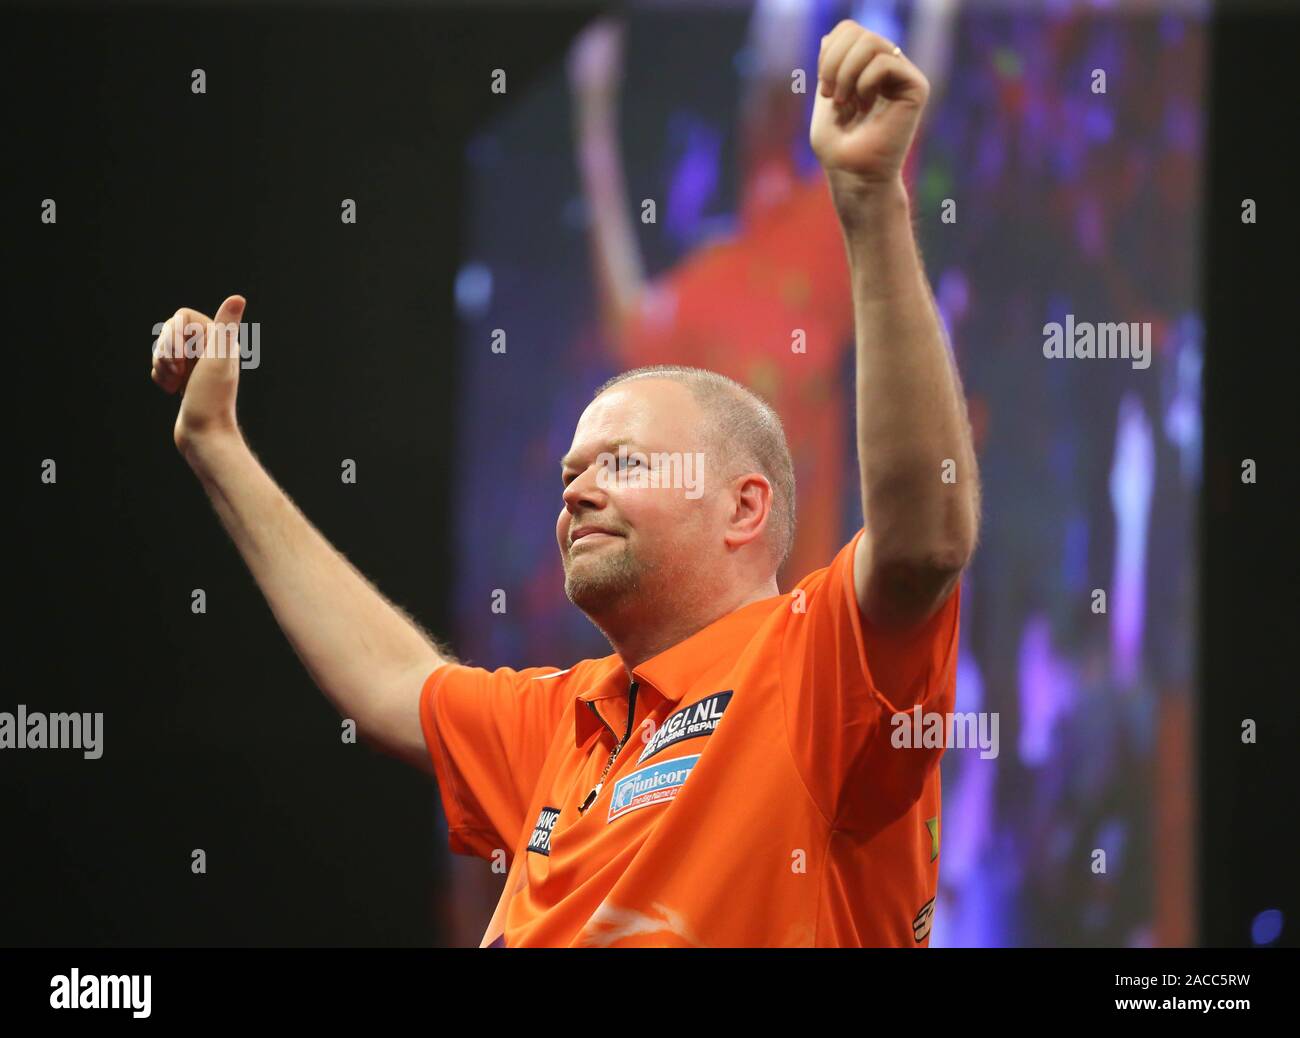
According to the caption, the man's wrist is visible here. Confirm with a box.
[827,171,922,295]
[573,85,618,124]
[180,428,250,482]
[827,170,910,232]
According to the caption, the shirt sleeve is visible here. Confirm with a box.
[781,527,962,834]
[418,663,572,862]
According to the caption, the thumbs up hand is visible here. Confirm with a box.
[151,294,248,459]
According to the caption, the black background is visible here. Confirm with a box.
[2,0,1297,948]
[1198,1,1299,948]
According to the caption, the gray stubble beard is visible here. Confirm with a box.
[563,538,648,615]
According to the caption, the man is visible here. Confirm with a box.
[150,19,979,946]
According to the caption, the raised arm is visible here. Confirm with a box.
[567,17,646,346]
[150,296,450,772]
[811,20,979,631]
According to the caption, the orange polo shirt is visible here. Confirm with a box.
[419,528,961,947]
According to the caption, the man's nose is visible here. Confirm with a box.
[562,466,608,514]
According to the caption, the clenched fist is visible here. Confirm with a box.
[150,294,247,458]
[810,19,930,189]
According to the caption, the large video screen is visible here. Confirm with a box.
[451,0,1203,946]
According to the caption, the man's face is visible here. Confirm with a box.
[557,379,718,620]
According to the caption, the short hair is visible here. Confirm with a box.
[593,365,797,572]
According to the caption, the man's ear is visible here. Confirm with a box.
[723,473,773,550]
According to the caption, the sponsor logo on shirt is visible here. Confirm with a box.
[607,755,700,822]
[637,691,732,764]
[527,805,561,856]
[912,897,936,942]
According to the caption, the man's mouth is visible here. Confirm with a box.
[570,526,621,548]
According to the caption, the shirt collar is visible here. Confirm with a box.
[572,593,781,745]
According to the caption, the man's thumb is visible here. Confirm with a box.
[206,294,247,366]
[213,294,246,327]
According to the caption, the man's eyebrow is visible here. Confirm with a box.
[560,439,636,471]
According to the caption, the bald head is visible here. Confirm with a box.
[592,365,797,571]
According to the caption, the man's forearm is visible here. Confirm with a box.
[573,88,645,341]
[833,173,979,570]
[183,434,447,764]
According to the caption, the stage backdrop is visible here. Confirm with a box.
[452,0,1204,947]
